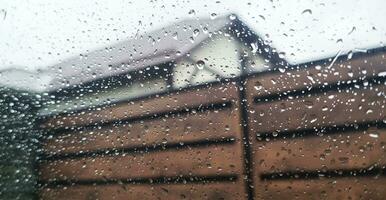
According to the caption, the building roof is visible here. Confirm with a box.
[0,15,256,92]
[0,14,384,93]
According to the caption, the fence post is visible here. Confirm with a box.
[237,77,255,200]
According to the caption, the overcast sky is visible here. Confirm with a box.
[1,0,385,71]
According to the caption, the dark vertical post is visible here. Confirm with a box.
[238,46,254,200]
[236,39,255,199]
[237,76,255,200]
[166,62,175,90]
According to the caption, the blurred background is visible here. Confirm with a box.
[0,1,385,199]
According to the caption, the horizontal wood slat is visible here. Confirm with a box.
[253,127,386,173]
[40,144,243,181]
[43,109,241,155]
[40,181,246,200]
[255,177,386,200]
[42,84,239,129]
[245,51,385,99]
[248,85,385,133]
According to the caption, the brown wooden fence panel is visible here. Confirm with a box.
[248,84,385,134]
[40,144,242,181]
[40,182,246,200]
[42,84,239,129]
[245,52,386,199]
[43,108,240,155]
[255,177,386,200]
[254,127,386,173]
[39,83,247,199]
[245,51,385,99]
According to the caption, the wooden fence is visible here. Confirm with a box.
[245,50,386,199]
[38,50,385,199]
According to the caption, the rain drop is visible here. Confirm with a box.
[378,71,386,77]
[301,9,312,15]
[172,32,178,40]
[210,13,217,19]
[229,14,236,20]
[193,29,200,37]
[188,9,196,16]
[196,60,205,69]
[254,81,263,90]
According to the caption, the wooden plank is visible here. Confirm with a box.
[245,51,386,99]
[248,85,385,133]
[255,177,386,200]
[43,109,241,155]
[253,127,386,173]
[40,144,242,181]
[42,83,239,129]
[40,181,246,200]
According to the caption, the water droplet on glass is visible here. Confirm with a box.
[172,32,178,40]
[254,81,263,90]
[368,127,379,138]
[347,51,354,60]
[304,100,314,108]
[188,9,196,16]
[348,26,356,35]
[369,133,379,138]
[307,75,315,83]
[196,60,205,69]
[366,109,373,114]
[301,9,312,15]
[210,13,217,19]
[378,71,386,77]
[1,9,6,20]
[193,29,200,37]
[270,79,277,84]
[189,36,194,43]
[229,14,236,20]
[278,52,286,59]
[348,71,354,77]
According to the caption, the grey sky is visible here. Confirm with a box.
[0,0,385,71]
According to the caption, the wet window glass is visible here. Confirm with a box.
[0,1,385,199]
